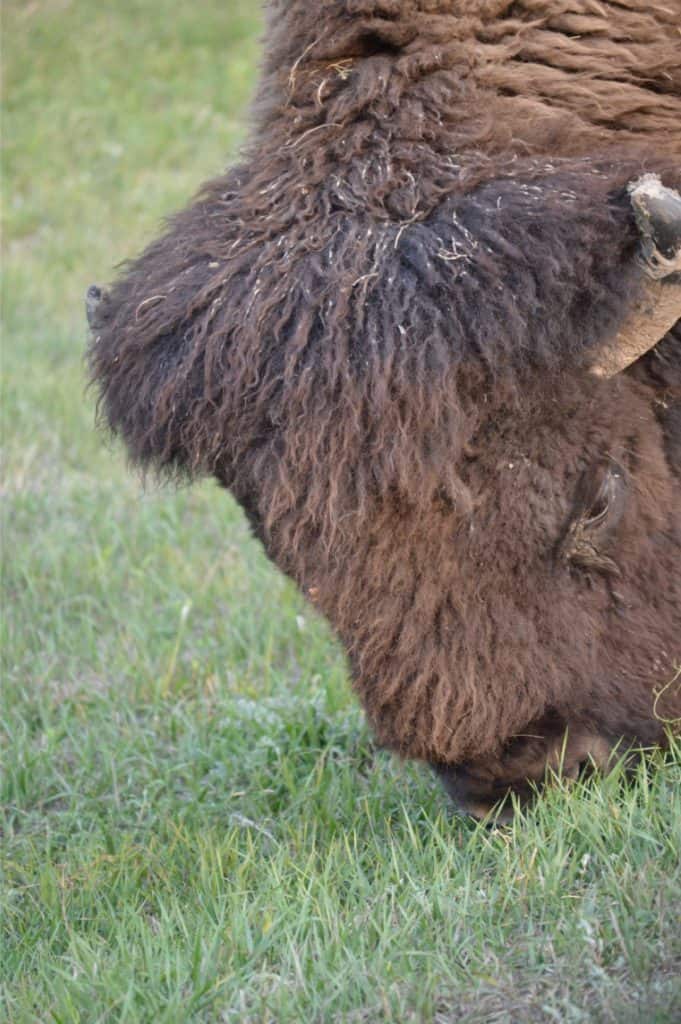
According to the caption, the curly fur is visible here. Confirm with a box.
[88,0,681,809]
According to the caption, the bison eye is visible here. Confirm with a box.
[582,467,624,527]
[558,460,627,576]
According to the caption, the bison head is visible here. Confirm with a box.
[87,0,681,820]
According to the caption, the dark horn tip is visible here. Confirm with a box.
[629,175,681,275]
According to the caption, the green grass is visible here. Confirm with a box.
[2,2,681,1021]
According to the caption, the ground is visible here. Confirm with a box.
[2,2,681,1021]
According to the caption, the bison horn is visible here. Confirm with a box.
[86,284,109,331]
[590,175,681,378]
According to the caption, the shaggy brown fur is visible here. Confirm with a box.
[88,1,681,817]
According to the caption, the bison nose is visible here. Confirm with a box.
[86,284,105,329]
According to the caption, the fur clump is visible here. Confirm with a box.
[89,1,681,811]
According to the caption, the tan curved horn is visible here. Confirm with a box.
[590,175,681,378]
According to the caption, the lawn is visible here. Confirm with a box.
[2,2,681,1022]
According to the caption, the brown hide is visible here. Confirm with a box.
[89,1,681,813]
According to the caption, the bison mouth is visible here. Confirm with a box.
[433,722,618,823]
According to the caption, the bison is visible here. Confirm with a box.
[88,0,681,819]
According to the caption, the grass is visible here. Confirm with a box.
[2,2,681,1021]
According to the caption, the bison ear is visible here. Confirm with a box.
[558,459,626,578]
[590,176,681,378]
